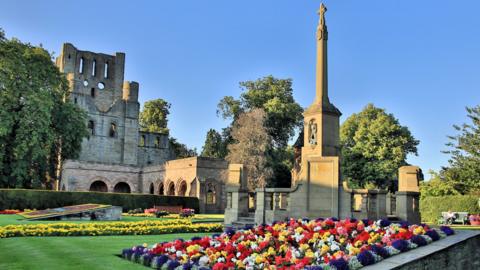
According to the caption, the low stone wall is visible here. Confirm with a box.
[364,230,480,270]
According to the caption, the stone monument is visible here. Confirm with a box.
[288,3,342,219]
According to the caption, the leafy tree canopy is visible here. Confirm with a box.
[340,103,419,189]
[139,99,171,134]
[217,75,303,148]
[201,129,227,159]
[439,105,480,194]
[169,137,197,159]
[0,30,88,189]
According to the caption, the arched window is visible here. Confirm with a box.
[79,57,84,74]
[89,181,108,192]
[88,120,95,135]
[113,182,131,193]
[206,184,216,204]
[167,182,175,196]
[92,60,96,77]
[149,183,154,194]
[109,123,117,138]
[140,135,146,146]
[158,183,164,195]
[90,88,95,98]
[178,181,187,196]
[154,137,161,148]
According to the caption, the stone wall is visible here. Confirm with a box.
[364,230,480,270]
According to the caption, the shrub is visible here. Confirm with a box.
[180,208,195,218]
[420,195,480,223]
[155,211,169,218]
[0,189,199,213]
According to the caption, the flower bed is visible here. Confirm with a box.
[121,218,454,270]
[0,210,22,215]
[0,219,223,238]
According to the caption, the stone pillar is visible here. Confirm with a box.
[255,188,265,225]
[396,166,421,224]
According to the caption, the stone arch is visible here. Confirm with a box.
[113,182,131,193]
[89,180,108,192]
[149,182,154,194]
[178,181,187,197]
[166,181,175,196]
[158,182,165,195]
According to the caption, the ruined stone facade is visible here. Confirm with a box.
[56,44,228,213]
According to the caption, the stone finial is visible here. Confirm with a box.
[398,166,421,192]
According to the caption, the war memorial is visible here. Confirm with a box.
[0,2,479,270]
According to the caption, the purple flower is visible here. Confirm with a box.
[329,257,349,270]
[348,218,357,223]
[379,219,391,227]
[370,244,389,258]
[190,236,201,241]
[211,233,221,239]
[330,217,339,222]
[399,221,409,228]
[392,239,409,252]
[167,260,181,270]
[302,217,310,222]
[440,226,455,236]
[225,227,236,237]
[141,253,154,266]
[357,250,375,266]
[121,248,133,260]
[425,229,440,241]
[306,266,323,270]
[182,262,194,270]
[153,255,169,267]
[362,219,370,225]
[410,235,427,247]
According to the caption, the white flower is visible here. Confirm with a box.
[199,256,209,266]
[175,251,183,257]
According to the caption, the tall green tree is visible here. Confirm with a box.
[139,99,171,134]
[0,30,88,189]
[201,129,226,158]
[440,105,480,194]
[340,104,419,189]
[217,75,303,186]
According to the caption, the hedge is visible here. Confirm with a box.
[0,189,199,213]
[420,195,480,223]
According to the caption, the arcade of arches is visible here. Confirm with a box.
[63,156,228,214]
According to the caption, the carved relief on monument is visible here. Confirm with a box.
[308,119,318,146]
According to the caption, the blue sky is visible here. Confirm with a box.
[1,1,479,177]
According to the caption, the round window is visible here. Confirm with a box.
[83,80,89,87]
[98,82,105,90]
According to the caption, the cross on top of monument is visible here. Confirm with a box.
[318,3,327,27]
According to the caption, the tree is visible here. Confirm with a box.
[217,75,303,187]
[226,109,273,190]
[169,137,197,159]
[218,75,303,148]
[139,99,171,134]
[440,105,480,194]
[420,170,461,198]
[0,31,88,189]
[201,129,227,158]
[340,104,419,189]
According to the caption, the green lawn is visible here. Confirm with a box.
[0,233,210,270]
[0,214,223,226]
